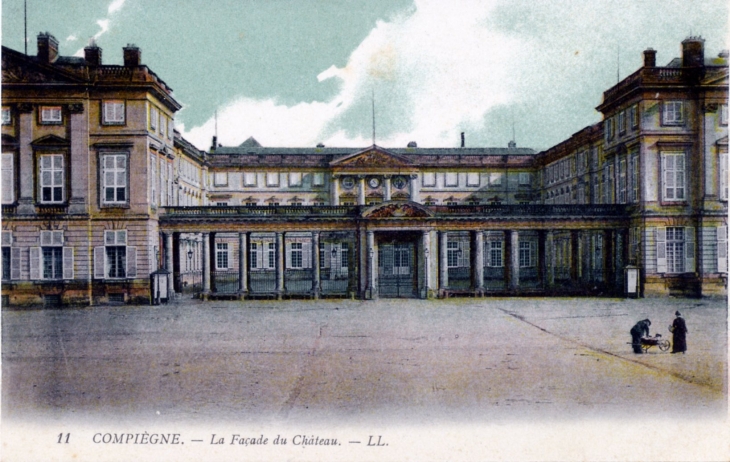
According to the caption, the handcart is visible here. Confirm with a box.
[631,334,670,353]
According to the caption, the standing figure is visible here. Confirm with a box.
[670,311,688,354]
[630,319,651,354]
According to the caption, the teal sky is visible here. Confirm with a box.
[2,0,728,150]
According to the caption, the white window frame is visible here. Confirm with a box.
[216,243,229,270]
[422,172,436,187]
[40,106,62,124]
[618,110,626,134]
[266,172,280,187]
[661,152,686,202]
[720,153,728,201]
[39,153,65,204]
[289,242,303,269]
[663,101,684,125]
[288,172,302,187]
[168,118,174,140]
[243,172,257,186]
[445,172,458,187]
[519,172,530,185]
[630,104,639,128]
[312,172,324,186]
[214,172,228,187]
[487,240,503,268]
[519,241,534,268]
[466,172,480,187]
[95,230,135,279]
[101,153,128,205]
[102,100,125,125]
[149,106,158,131]
[2,152,15,204]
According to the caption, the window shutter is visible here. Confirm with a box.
[323,242,331,269]
[285,242,292,269]
[1,231,12,246]
[459,240,470,268]
[718,226,727,273]
[2,153,14,203]
[41,231,52,246]
[684,227,695,273]
[655,227,667,273]
[53,231,64,246]
[94,246,106,279]
[720,154,728,200]
[303,240,312,269]
[29,247,41,280]
[63,247,74,279]
[126,246,137,278]
[10,247,21,280]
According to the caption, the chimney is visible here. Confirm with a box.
[460,132,465,148]
[407,141,417,148]
[682,36,705,68]
[123,44,141,67]
[37,32,59,64]
[643,48,656,67]
[211,136,217,151]
[84,40,102,66]
[508,140,516,149]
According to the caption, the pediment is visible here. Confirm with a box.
[2,51,84,84]
[717,135,728,146]
[331,145,412,169]
[362,201,433,219]
[1,134,18,146]
[31,134,70,148]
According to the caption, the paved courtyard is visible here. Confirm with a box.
[2,296,727,460]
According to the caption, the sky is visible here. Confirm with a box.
[2,0,728,151]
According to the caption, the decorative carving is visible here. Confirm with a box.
[364,202,432,218]
[335,149,411,168]
[17,103,33,113]
[67,103,84,114]
[703,103,719,113]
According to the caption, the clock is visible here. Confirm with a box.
[392,176,407,190]
[341,176,355,190]
[368,177,381,188]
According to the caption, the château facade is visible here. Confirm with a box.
[1,33,727,306]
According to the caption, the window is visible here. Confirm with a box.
[245,202,257,207]
[215,202,228,207]
[39,154,64,203]
[663,101,684,125]
[102,101,125,125]
[289,172,302,187]
[519,172,530,185]
[266,172,279,187]
[216,243,229,270]
[101,153,127,205]
[630,104,639,128]
[721,104,728,126]
[662,152,685,201]
[720,153,728,200]
[2,153,14,204]
[149,106,158,131]
[422,172,436,187]
[656,227,694,274]
[40,106,62,124]
[312,172,324,186]
[159,115,166,138]
[95,230,135,279]
[718,226,727,273]
[150,154,157,206]
[519,241,534,268]
[489,172,503,186]
[1,238,10,281]
[214,172,228,186]
[447,241,460,268]
[250,242,259,269]
[666,227,685,273]
[2,107,11,125]
[466,172,480,186]
[41,231,63,279]
[618,159,627,204]
[445,172,458,187]
[267,242,275,268]
[340,242,348,269]
[605,117,614,141]
[168,119,174,139]
[243,172,257,186]
[488,240,503,267]
[618,110,626,134]
[289,242,303,269]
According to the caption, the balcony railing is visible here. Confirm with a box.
[162,205,362,218]
[430,204,628,217]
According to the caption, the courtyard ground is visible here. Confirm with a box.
[2,296,727,461]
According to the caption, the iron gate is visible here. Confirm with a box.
[378,242,416,298]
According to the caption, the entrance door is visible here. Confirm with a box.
[378,242,417,298]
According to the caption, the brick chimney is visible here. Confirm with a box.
[84,41,102,66]
[37,32,59,64]
[643,48,656,67]
[123,44,141,67]
[682,36,705,68]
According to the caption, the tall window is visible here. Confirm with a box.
[519,241,534,268]
[102,101,125,125]
[150,107,158,130]
[605,117,614,141]
[618,159,627,204]
[663,101,684,125]
[519,172,530,185]
[662,152,685,201]
[40,106,62,124]
[150,154,157,206]
[666,227,685,273]
[630,104,639,128]
[720,153,728,200]
[216,243,229,270]
[1,232,10,281]
[618,110,626,134]
[447,241,460,268]
[289,242,303,268]
[39,154,64,203]
[101,153,127,205]
[630,153,639,202]
[267,242,276,268]
[97,230,132,279]
[488,240,503,267]
[2,153,14,203]
[340,242,349,269]
[41,230,64,279]
[721,104,728,126]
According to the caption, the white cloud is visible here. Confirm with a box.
[66,34,78,42]
[72,0,127,56]
[108,0,126,15]
[183,0,523,149]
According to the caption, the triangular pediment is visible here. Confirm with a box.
[331,145,412,169]
[717,135,728,146]
[362,201,433,219]
[31,135,70,148]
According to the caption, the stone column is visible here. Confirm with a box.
[384,176,392,201]
[570,230,579,283]
[422,230,431,298]
[537,230,546,288]
[603,230,614,287]
[164,233,175,295]
[68,104,89,214]
[546,231,555,288]
[439,231,449,293]
[312,231,321,299]
[331,175,339,205]
[238,232,248,295]
[409,174,420,203]
[474,230,485,292]
[509,230,519,290]
[276,232,284,299]
[358,176,366,206]
[202,232,211,293]
[17,104,35,215]
[366,230,376,299]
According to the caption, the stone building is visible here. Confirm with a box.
[1,33,727,306]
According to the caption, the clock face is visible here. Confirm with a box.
[341,176,355,190]
[392,176,407,190]
[368,177,381,188]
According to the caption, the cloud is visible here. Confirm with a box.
[66,34,78,42]
[72,0,127,56]
[108,0,126,15]
[183,0,523,149]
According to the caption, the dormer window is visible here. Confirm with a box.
[40,106,62,124]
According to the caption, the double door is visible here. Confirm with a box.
[378,242,416,298]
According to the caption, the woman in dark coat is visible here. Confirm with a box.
[671,311,688,354]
